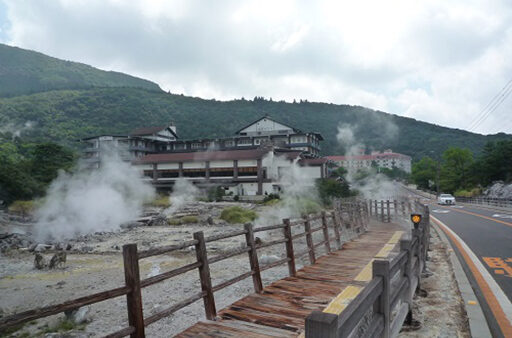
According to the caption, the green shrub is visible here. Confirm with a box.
[294,198,322,215]
[8,200,36,216]
[167,218,182,225]
[181,215,199,224]
[147,194,171,208]
[454,187,481,197]
[263,193,280,203]
[220,206,257,224]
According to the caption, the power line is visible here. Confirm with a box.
[467,77,512,131]
[468,78,512,132]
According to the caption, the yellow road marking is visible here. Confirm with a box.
[323,285,362,314]
[375,244,395,258]
[388,231,404,244]
[355,259,374,281]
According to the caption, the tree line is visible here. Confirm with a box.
[411,140,512,196]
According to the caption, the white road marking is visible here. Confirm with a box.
[492,214,512,219]
[432,209,450,213]
[452,205,464,209]
[432,216,512,323]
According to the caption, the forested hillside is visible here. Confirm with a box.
[0,44,161,97]
[0,87,509,159]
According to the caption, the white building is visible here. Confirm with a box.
[326,149,412,173]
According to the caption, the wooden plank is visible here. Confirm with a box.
[245,223,263,293]
[122,244,145,337]
[194,231,217,320]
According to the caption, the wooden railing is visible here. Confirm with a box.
[0,200,369,337]
[367,199,413,223]
[305,202,430,338]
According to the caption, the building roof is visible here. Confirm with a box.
[78,134,128,141]
[130,126,178,138]
[326,152,411,161]
[299,158,328,166]
[234,115,301,135]
[135,149,270,164]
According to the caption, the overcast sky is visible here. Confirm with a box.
[1,0,511,135]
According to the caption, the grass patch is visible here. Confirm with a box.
[220,206,258,224]
[7,200,36,217]
[181,215,199,224]
[293,198,322,215]
[167,215,199,225]
[42,319,85,334]
[263,198,281,206]
[147,194,171,208]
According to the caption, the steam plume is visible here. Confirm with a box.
[34,148,155,241]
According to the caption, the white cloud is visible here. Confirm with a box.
[1,0,511,134]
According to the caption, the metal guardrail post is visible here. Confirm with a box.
[122,244,145,337]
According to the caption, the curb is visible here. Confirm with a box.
[430,221,492,338]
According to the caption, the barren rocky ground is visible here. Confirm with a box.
[399,226,470,337]
[0,201,329,337]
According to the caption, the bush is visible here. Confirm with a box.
[207,186,225,202]
[147,194,171,208]
[167,215,199,225]
[233,195,239,202]
[294,198,322,215]
[167,218,182,226]
[8,200,36,216]
[454,187,481,197]
[220,206,257,224]
[263,193,280,203]
[181,215,199,224]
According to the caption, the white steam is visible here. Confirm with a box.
[34,150,155,241]
[255,153,319,226]
[0,121,35,138]
[164,178,199,215]
[336,120,399,199]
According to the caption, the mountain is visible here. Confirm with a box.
[0,44,161,97]
[0,87,510,160]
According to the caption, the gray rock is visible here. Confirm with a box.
[120,221,141,230]
[65,306,90,325]
[34,243,52,252]
[259,254,280,265]
[81,246,93,253]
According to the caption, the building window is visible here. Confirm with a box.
[224,140,235,147]
[191,143,202,149]
[237,138,252,146]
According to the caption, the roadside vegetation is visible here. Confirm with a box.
[411,140,512,195]
[220,206,258,224]
[0,139,76,205]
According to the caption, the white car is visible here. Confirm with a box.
[438,194,456,205]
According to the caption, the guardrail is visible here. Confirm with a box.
[455,196,512,208]
[305,201,430,338]
[0,200,370,337]
[367,199,413,223]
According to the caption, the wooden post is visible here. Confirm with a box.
[331,212,342,249]
[193,231,217,320]
[373,259,391,338]
[303,215,316,264]
[393,200,398,216]
[380,200,385,222]
[386,200,391,223]
[244,223,263,293]
[374,200,378,219]
[122,244,145,337]
[401,201,406,216]
[369,199,373,216]
[400,239,414,322]
[321,211,331,253]
[282,219,296,277]
[305,311,338,338]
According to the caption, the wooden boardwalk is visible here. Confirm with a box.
[176,221,403,337]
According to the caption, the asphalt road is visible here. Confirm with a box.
[428,202,512,337]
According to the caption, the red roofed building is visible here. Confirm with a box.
[326,149,411,173]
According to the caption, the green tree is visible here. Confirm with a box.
[30,143,75,186]
[411,157,437,190]
[440,147,474,193]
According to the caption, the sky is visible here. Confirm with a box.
[1,0,511,135]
